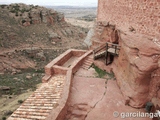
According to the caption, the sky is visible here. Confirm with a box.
[0,0,98,6]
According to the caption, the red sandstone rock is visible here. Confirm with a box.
[91,0,160,109]
[112,32,160,108]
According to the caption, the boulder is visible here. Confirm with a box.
[0,86,10,91]
[65,28,73,36]
[36,51,46,61]
[48,30,61,41]
[24,47,40,54]
[26,75,32,79]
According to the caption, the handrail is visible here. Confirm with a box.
[93,44,106,53]
[107,45,120,50]
[93,44,106,59]
[106,42,120,47]
[93,42,121,60]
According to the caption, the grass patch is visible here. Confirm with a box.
[92,64,115,80]
[92,64,107,78]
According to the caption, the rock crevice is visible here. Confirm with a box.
[85,79,108,119]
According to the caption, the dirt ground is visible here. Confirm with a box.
[65,18,94,29]
[0,91,33,119]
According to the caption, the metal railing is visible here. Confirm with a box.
[93,42,120,63]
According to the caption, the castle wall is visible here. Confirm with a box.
[97,0,160,37]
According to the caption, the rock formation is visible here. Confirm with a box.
[114,32,160,108]
[5,3,65,26]
[91,0,160,108]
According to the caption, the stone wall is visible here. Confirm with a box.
[97,0,160,37]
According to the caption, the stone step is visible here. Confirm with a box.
[81,66,89,70]
[21,103,55,107]
[13,111,49,117]
[7,117,32,120]
[81,65,91,70]
[83,63,92,67]
[84,58,93,62]
[19,105,53,110]
[23,100,58,104]
[28,95,61,99]
[81,65,88,68]
[11,113,46,120]
[16,108,51,113]
[84,57,93,62]
[83,62,92,66]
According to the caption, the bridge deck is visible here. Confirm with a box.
[107,48,119,55]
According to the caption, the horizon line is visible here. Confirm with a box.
[0,2,98,7]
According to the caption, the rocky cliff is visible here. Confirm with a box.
[91,0,160,109]
[1,3,64,26]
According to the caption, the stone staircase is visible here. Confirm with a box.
[8,75,65,120]
[81,56,93,70]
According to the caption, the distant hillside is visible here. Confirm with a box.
[0,4,90,119]
[47,5,97,19]
[0,3,88,74]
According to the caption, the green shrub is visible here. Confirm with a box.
[2,117,6,120]
[25,9,30,12]
[0,5,7,8]
[18,100,23,104]
[21,8,26,13]
[22,19,26,24]
[92,64,115,79]
[10,10,16,13]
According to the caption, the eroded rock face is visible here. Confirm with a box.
[113,32,160,108]
[91,22,119,49]
[8,3,65,26]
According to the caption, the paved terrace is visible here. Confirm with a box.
[8,49,152,120]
